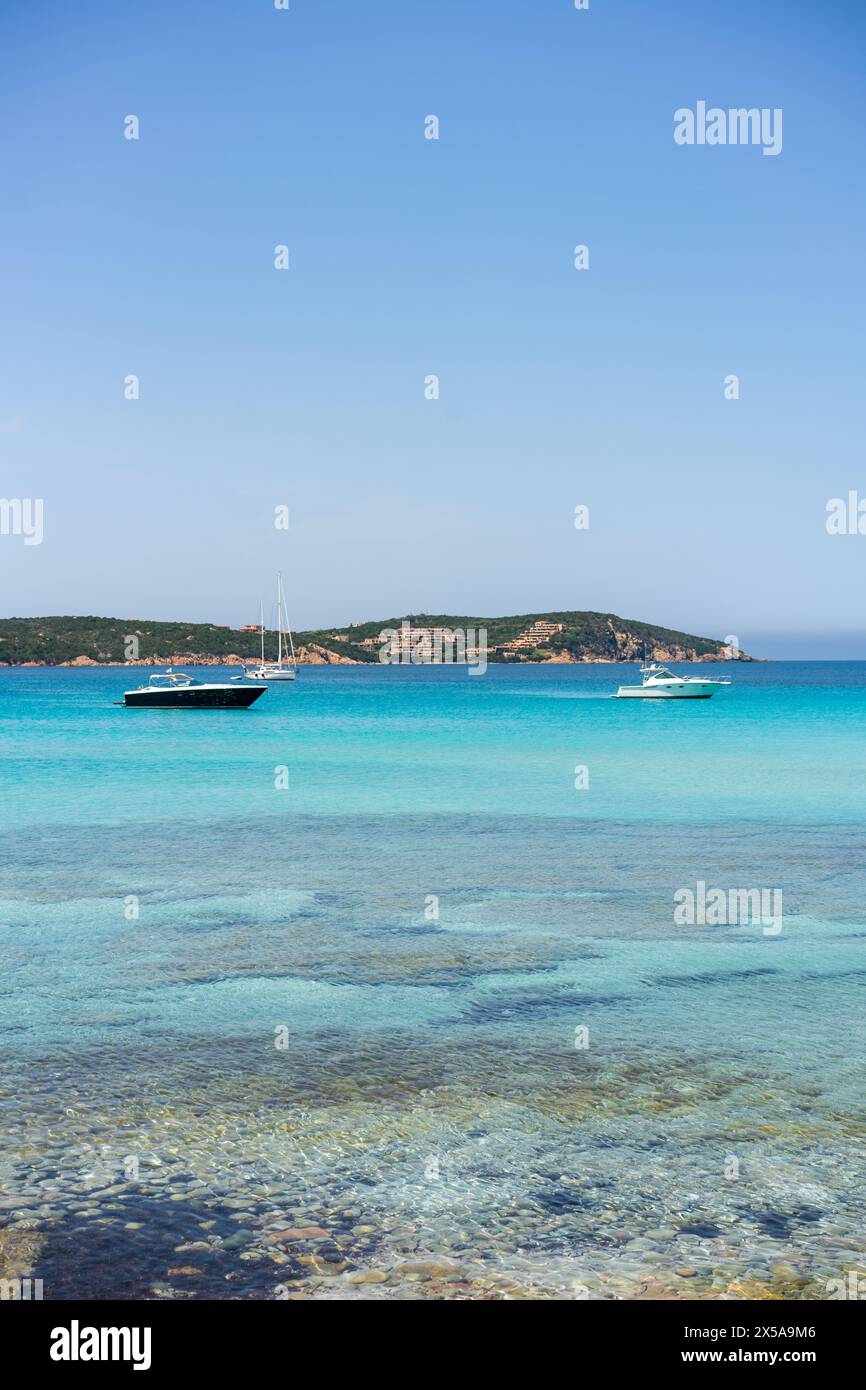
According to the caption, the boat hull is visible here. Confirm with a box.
[124,685,265,708]
[248,667,295,682]
[615,684,720,699]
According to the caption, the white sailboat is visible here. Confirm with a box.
[246,574,297,682]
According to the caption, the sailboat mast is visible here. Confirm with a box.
[285,577,297,668]
[260,600,265,665]
[276,573,282,666]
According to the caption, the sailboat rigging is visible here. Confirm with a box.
[246,573,298,682]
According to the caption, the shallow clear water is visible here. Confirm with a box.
[0,663,864,1299]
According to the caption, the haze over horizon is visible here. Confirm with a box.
[2,1,865,658]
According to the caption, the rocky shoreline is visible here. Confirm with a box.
[3,648,751,669]
[3,644,359,668]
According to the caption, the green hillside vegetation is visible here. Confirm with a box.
[0,616,264,665]
[308,611,735,661]
[0,612,749,665]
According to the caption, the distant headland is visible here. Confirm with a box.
[0,612,754,666]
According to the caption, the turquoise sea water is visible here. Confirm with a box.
[1,663,864,1299]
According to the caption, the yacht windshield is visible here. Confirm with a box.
[149,673,194,687]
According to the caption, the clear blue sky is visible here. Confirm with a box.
[2,0,865,656]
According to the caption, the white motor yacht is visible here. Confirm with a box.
[614,662,731,699]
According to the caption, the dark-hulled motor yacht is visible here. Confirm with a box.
[122,670,266,708]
